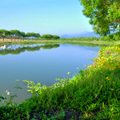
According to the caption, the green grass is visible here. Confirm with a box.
[0,36,120,46]
[0,41,120,120]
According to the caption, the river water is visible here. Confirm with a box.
[0,43,100,104]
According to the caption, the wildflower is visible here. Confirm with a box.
[101,85,103,87]
[106,77,108,79]
[67,72,70,75]
[77,67,79,69]
[6,90,10,95]
[100,71,102,73]
[25,101,27,103]
[113,82,114,83]
[90,65,92,68]
[111,89,114,91]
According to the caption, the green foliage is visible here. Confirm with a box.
[0,29,42,40]
[0,43,120,119]
[80,0,120,36]
[52,35,60,39]
[20,31,26,38]
[99,32,120,41]
[0,29,9,39]
[9,30,21,38]
[26,32,40,38]
[41,34,60,40]
[60,37,100,41]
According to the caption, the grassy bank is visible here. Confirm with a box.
[0,38,120,46]
[0,41,120,120]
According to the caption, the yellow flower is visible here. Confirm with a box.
[67,72,70,75]
[77,67,79,69]
[25,101,27,103]
[111,89,114,91]
[113,82,115,83]
[100,71,102,73]
[101,85,103,87]
[90,65,92,68]
[106,77,108,79]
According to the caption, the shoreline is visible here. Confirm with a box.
[0,40,120,119]
[0,38,120,46]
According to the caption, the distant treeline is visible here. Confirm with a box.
[0,29,120,41]
[0,29,60,40]
[60,32,120,41]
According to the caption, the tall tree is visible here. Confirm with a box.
[26,32,40,39]
[34,33,41,38]
[41,34,60,40]
[79,0,120,36]
[52,35,60,40]
[9,30,21,39]
[41,34,53,40]
[20,32,26,39]
[0,29,9,41]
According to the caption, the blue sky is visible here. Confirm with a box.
[0,0,94,36]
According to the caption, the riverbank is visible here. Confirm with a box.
[0,41,120,120]
[0,38,120,46]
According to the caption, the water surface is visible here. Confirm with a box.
[0,44,100,103]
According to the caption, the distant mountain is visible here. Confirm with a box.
[60,32,101,38]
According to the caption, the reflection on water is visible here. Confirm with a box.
[0,43,100,104]
[0,44,60,55]
[0,45,7,49]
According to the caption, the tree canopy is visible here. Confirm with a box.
[9,30,21,38]
[26,32,40,38]
[79,0,120,36]
[0,29,60,40]
[41,34,60,40]
[0,29,9,37]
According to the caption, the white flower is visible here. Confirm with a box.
[6,90,10,95]
[7,92,10,95]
